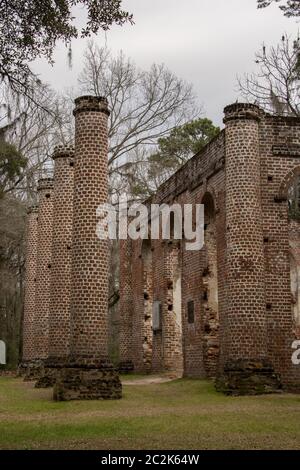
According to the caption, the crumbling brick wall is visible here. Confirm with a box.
[119,103,300,392]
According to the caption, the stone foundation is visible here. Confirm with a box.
[35,368,57,388]
[23,360,44,382]
[215,359,282,396]
[17,363,28,377]
[53,358,122,401]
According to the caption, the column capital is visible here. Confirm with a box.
[223,103,262,124]
[52,145,75,160]
[73,95,110,117]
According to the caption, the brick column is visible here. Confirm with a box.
[217,103,280,395]
[119,238,134,373]
[33,178,54,373]
[54,96,122,401]
[36,146,74,388]
[21,205,38,377]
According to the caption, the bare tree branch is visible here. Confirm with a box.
[238,34,300,116]
[76,41,200,199]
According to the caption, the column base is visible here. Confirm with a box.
[118,360,134,374]
[17,362,28,377]
[53,358,122,401]
[23,360,44,382]
[34,357,67,388]
[35,368,57,388]
[215,359,282,396]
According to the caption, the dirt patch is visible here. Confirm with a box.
[122,376,176,385]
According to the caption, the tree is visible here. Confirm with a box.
[77,42,200,198]
[0,82,72,200]
[238,34,300,116]
[0,1,133,99]
[258,0,300,17]
[127,119,220,197]
[150,118,220,167]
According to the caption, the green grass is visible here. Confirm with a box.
[0,376,300,449]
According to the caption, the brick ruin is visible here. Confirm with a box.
[21,100,300,398]
[119,103,300,394]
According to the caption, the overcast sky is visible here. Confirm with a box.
[33,0,299,126]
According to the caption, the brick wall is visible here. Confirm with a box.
[22,99,300,394]
[119,103,300,392]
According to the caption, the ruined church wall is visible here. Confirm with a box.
[119,131,226,376]
[259,115,300,389]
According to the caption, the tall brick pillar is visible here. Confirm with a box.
[33,178,54,371]
[36,146,74,388]
[21,205,39,377]
[217,103,280,395]
[119,238,134,373]
[54,96,122,401]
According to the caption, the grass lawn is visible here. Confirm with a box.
[0,376,299,450]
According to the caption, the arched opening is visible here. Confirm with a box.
[141,239,153,371]
[201,192,219,378]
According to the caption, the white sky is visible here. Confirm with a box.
[32,0,299,126]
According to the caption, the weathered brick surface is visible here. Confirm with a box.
[119,103,300,394]
[70,97,110,360]
[289,220,300,339]
[119,238,134,372]
[119,132,226,377]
